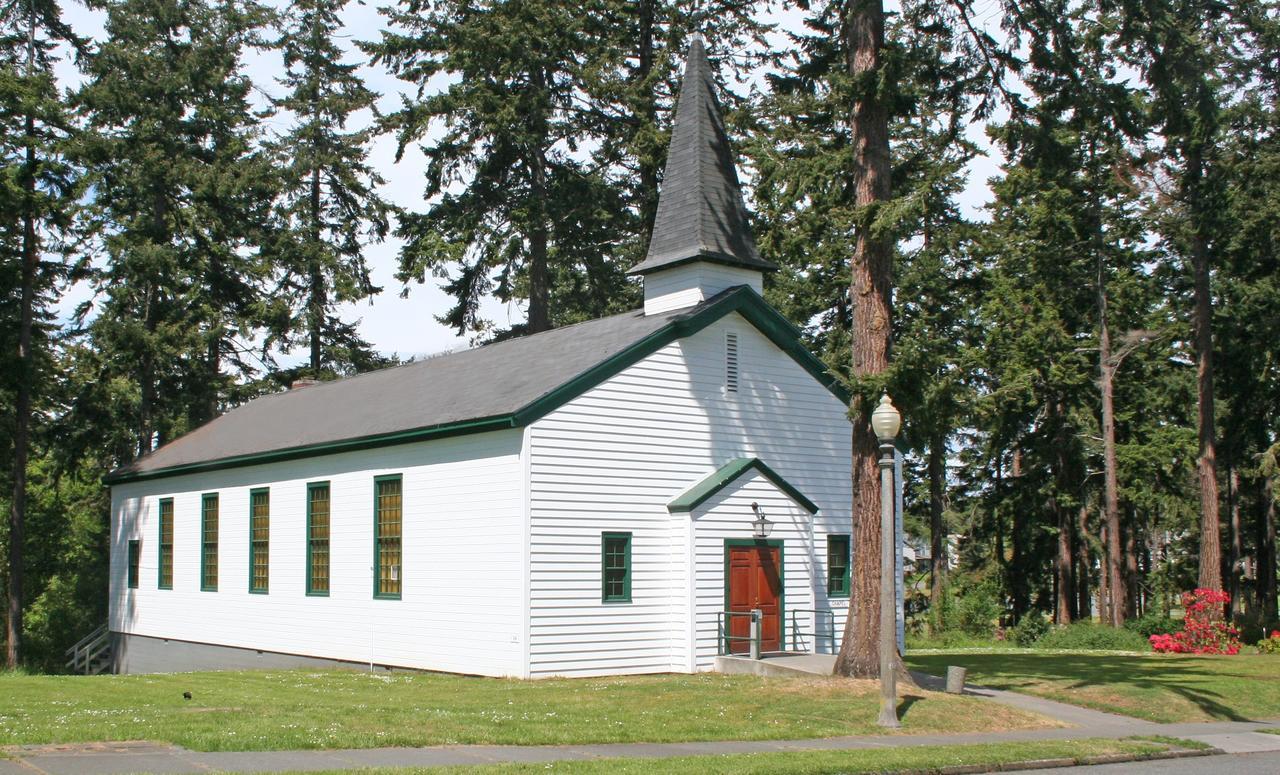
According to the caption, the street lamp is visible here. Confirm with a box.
[872,394,901,728]
[750,502,773,539]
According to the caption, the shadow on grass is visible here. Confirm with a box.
[905,652,1264,722]
[897,694,924,720]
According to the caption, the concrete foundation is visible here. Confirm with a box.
[111,632,398,674]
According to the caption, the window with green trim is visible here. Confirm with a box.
[158,498,174,589]
[602,532,631,603]
[374,476,402,598]
[249,488,270,593]
[827,534,851,597]
[127,539,140,589]
[307,482,331,596]
[201,493,218,591]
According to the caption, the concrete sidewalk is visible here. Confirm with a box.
[3,666,1278,774]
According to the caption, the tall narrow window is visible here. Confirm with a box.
[157,498,174,589]
[602,532,632,603]
[249,488,270,593]
[374,476,402,599]
[201,493,219,591]
[725,331,739,392]
[307,482,331,596]
[827,534,851,597]
[128,540,140,589]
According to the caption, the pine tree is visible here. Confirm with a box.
[0,0,83,667]
[76,0,274,457]
[266,0,390,377]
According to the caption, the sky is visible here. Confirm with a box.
[53,0,1008,365]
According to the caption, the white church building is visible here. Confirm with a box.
[104,40,871,678]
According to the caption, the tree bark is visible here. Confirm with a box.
[8,107,37,669]
[309,163,324,372]
[1262,476,1277,620]
[1187,146,1222,596]
[1098,260,1125,626]
[1076,505,1092,620]
[834,0,897,679]
[1051,402,1074,624]
[1228,466,1242,615]
[928,431,946,613]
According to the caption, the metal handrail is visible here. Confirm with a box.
[717,610,761,656]
[790,608,837,653]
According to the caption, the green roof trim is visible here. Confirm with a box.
[106,287,849,486]
[668,457,820,514]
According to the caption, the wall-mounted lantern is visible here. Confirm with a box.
[750,501,773,539]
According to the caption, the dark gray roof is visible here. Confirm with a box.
[108,302,696,482]
[628,38,776,276]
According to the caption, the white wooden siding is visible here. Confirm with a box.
[527,312,854,677]
[109,429,526,677]
[642,264,764,314]
[688,470,815,670]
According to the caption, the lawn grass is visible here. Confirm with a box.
[270,737,1197,774]
[907,651,1280,723]
[0,669,1052,751]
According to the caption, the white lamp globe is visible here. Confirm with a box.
[870,394,901,443]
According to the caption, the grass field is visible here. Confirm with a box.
[269,738,1202,774]
[0,669,1053,751]
[907,651,1280,723]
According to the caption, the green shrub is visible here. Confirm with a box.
[1011,613,1050,646]
[952,582,1002,637]
[1037,622,1151,651]
[1124,612,1182,639]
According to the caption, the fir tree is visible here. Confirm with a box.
[266,0,391,378]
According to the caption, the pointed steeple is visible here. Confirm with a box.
[629,38,776,277]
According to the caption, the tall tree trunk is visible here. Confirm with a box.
[1262,476,1277,619]
[635,0,658,238]
[1098,520,1110,623]
[1051,402,1074,624]
[1228,466,1243,615]
[1124,509,1139,617]
[1009,448,1028,619]
[1098,259,1125,625]
[1076,505,1091,620]
[1187,146,1222,595]
[8,107,37,669]
[309,164,324,372]
[526,69,550,335]
[834,0,897,679]
[928,431,946,613]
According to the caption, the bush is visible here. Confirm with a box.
[952,582,1002,638]
[1011,613,1050,647]
[1125,612,1182,640]
[1257,631,1280,655]
[1036,622,1151,652]
[1149,589,1242,655]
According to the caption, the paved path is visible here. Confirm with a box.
[1003,750,1280,775]
[3,665,1278,774]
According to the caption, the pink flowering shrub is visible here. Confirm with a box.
[1257,630,1280,655]
[1148,589,1242,655]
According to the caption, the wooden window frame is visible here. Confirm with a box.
[373,475,403,600]
[827,534,851,598]
[127,539,140,589]
[200,493,219,591]
[157,498,174,590]
[249,487,270,594]
[601,532,632,603]
[307,481,331,597]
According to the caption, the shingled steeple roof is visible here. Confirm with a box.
[628,38,776,276]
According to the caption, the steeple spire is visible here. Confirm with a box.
[629,38,776,277]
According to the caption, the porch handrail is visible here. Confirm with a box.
[790,608,837,653]
[717,610,761,656]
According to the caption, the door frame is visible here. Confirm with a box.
[722,538,785,652]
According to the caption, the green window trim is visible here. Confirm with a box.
[127,539,140,589]
[307,482,331,596]
[374,475,402,599]
[201,493,219,591]
[827,534,851,598]
[602,532,632,603]
[249,488,270,594]
[157,498,174,589]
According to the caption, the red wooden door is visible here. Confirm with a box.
[727,544,782,653]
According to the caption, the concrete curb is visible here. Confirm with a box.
[892,746,1222,775]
